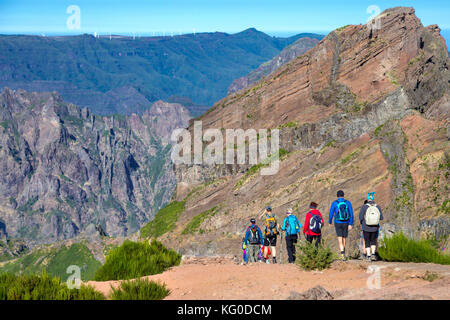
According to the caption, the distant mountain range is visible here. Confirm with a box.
[228,36,322,94]
[0,29,322,116]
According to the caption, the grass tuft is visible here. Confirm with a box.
[110,278,170,300]
[378,233,450,265]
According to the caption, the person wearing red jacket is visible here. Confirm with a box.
[303,202,324,248]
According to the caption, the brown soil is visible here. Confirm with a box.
[87,257,450,300]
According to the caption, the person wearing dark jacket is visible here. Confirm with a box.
[243,218,263,263]
[303,202,324,248]
[281,208,302,263]
[359,200,383,261]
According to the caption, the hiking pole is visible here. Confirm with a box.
[280,231,283,264]
[360,226,364,259]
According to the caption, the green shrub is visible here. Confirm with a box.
[0,271,105,300]
[94,240,181,281]
[110,278,170,300]
[140,201,186,238]
[378,233,450,265]
[295,241,336,271]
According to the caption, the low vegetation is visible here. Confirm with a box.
[182,206,219,235]
[0,271,105,300]
[234,148,290,189]
[139,201,186,238]
[421,271,440,282]
[110,278,170,300]
[94,240,181,281]
[378,233,450,265]
[0,243,101,281]
[278,121,298,129]
[295,241,336,271]
[340,149,360,165]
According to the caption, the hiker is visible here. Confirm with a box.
[243,218,263,263]
[359,195,383,261]
[259,206,280,264]
[303,202,324,248]
[281,208,302,263]
[328,190,354,260]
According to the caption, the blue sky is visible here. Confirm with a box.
[0,0,449,36]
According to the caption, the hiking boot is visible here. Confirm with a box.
[273,257,277,264]
[366,255,372,261]
[370,255,377,262]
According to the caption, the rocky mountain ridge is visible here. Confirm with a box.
[228,36,322,94]
[0,88,190,247]
[161,7,449,256]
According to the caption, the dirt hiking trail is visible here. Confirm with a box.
[87,256,450,300]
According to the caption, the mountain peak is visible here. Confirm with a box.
[241,27,259,33]
[234,28,267,37]
[171,6,450,256]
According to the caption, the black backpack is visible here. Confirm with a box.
[248,225,261,244]
[309,212,322,234]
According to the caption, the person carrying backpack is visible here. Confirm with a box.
[243,218,263,263]
[281,208,302,264]
[359,194,383,261]
[259,206,280,264]
[303,202,324,248]
[328,190,354,260]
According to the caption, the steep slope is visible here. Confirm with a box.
[153,7,449,257]
[0,30,320,115]
[0,88,190,246]
[228,36,322,94]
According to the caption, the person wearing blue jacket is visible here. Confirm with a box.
[243,218,263,263]
[281,208,302,263]
[328,190,354,260]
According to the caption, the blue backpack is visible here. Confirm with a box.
[336,199,350,221]
[285,215,299,235]
[309,212,322,234]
